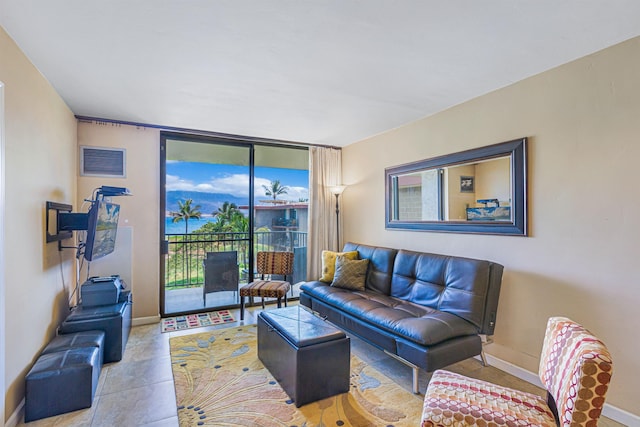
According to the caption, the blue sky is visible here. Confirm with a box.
[166,162,309,201]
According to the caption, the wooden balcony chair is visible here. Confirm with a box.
[421,316,613,427]
[239,251,294,321]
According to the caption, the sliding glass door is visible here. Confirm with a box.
[160,134,251,316]
[160,133,308,316]
[253,146,309,298]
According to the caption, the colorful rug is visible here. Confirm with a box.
[161,310,235,332]
[169,325,423,426]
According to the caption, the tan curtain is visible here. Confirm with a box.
[306,146,342,280]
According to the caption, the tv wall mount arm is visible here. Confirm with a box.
[45,186,131,251]
[45,201,86,251]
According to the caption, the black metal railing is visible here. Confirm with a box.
[164,231,307,289]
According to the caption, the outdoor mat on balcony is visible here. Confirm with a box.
[161,310,235,333]
[169,324,423,426]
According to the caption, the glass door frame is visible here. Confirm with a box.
[159,132,255,317]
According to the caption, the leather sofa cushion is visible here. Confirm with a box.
[301,281,478,346]
[390,249,493,330]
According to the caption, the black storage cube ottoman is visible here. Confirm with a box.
[42,330,105,367]
[25,347,101,422]
[258,306,350,407]
[59,292,132,363]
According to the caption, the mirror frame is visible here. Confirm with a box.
[385,137,527,235]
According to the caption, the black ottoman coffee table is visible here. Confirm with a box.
[258,306,350,407]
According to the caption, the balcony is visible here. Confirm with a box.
[164,231,307,314]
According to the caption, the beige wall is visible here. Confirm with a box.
[77,122,160,321]
[475,156,510,206]
[444,164,475,220]
[0,27,78,421]
[342,36,640,414]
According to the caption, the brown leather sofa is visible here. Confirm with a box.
[300,242,504,393]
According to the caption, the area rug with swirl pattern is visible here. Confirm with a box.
[169,324,423,426]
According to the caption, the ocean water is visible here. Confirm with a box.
[164,217,217,234]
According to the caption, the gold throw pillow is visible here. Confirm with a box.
[319,250,359,282]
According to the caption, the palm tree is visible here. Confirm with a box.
[213,201,240,227]
[230,211,249,232]
[262,179,289,200]
[171,198,202,234]
[212,202,251,235]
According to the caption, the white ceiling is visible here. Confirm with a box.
[2,1,640,147]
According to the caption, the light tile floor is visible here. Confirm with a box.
[18,302,624,426]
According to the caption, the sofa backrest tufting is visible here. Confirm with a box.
[391,249,503,334]
[343,242,503,336]
[343,242,397,295]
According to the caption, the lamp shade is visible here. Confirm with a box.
[329,185,346,195]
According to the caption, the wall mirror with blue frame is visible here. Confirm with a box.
[385,138,527,235]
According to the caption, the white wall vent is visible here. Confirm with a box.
[80,146,126,177]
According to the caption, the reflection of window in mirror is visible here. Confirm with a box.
[395,169,441,221]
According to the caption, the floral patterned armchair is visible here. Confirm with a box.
[421,316,613,426]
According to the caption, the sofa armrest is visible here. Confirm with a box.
[481,262,503,335]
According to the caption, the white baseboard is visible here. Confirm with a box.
[482,353,639,426]
[132,315,160,326]
[6,398,24,427]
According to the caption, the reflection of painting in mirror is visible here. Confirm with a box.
[460,176,474,193]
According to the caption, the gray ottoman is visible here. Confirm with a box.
[258,306,350,407]
[42,330,105,367]
[59,292,132,363]
[25,347,101,422]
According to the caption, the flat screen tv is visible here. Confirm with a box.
[84,200,120,262]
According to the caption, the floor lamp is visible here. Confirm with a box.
[329,185,346,251]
